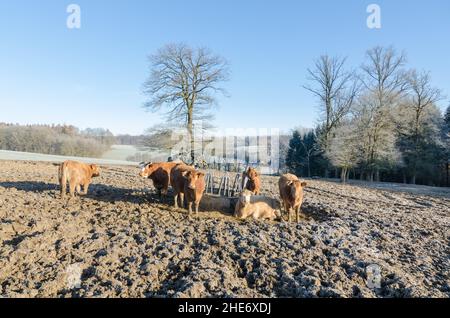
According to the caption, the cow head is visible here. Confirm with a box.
[182,170,205,190]
[238,189,254,206]
[90,164,100,177]
[139,162,154,178]
[245,167,259,181]
[287,180,307,199]
[235,189,254,219]
[274,209,282,220]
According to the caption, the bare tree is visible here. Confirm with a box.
[397,70,443,183]
[143,43,230,162]
[326,120,361,183]
[354,92,404,181]
[358,46,408,181]
[304,55,359,152]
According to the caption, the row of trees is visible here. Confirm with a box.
[0,123,114,158]
[287,47,449,186]
[140,43,448,185]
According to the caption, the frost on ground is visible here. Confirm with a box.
[0,161,449,298]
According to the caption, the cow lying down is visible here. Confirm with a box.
[234,189,281,221]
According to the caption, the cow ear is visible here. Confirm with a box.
[286,181,293,186]
[181,171,189,177]
[197,172,205,177]
[139,162,146,168]
[301,182,307,187]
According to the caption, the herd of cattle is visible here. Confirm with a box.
[57,160,308,222]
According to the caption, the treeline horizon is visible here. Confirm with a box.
[0,123,115,158]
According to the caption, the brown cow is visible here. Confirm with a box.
[59,160,100,198]
[242,167,261,195]
[278,173,307,223]
[139,162,178,201]
[235,189,280,221]
[170,164,205,216]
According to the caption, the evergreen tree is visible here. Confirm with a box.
[286,129,326,177]
[286,130,303,176]
[445,105,450,128]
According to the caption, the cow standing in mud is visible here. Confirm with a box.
[278,173,307,223]
[139,162,178,201]
[242,167,261,195]
[171,164,206,217]
[59,160,100,199]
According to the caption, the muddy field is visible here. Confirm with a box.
[0,161,449,298]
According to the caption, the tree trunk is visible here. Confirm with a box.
[187,106,195,164]
[341,168,348,183]
[368,171,374,182]
[307,156,311,178]
[411,113,420,185]
[447,160,449,187]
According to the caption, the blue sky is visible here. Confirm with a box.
[0,0,449,135]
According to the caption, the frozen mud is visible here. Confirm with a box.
[0,161,448,298]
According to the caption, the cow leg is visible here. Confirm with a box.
[280,201,287,222]
[195,202,200,215]
[179,193,185,209]
[60,180,66,198]
[82,183,90,195]
[69,182,76,199]
[288,206,292,223]
[174,192,179,208]
[161,187,168,203]
[162,181,169,203]
[296,206,300,223]
[187,202,193,217]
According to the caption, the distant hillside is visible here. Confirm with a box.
[0,123,114,158]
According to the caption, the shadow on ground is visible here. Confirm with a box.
[301,202,335,222]
[0,181,57,192]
